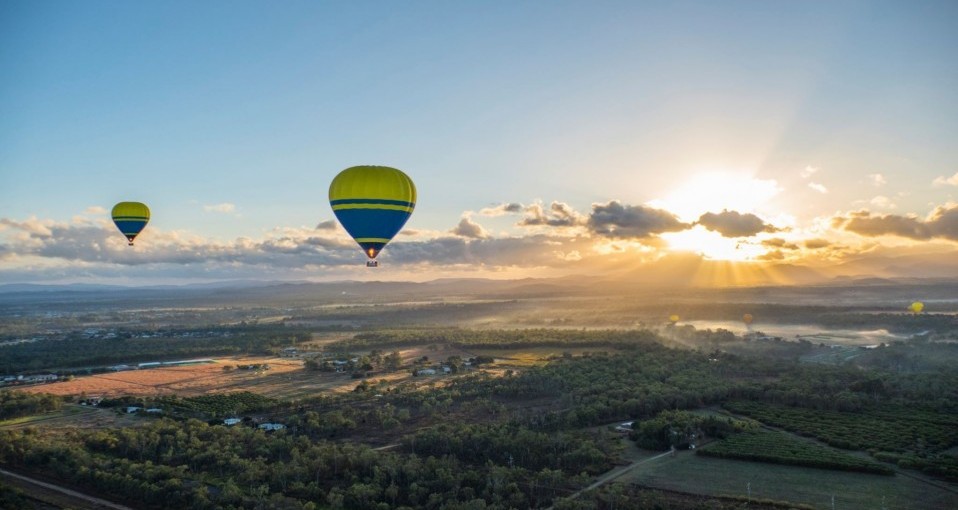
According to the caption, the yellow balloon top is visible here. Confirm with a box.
[329,166,416,204]
[909,301,924,314]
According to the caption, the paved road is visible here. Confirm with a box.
[544,450,674,509]
[0,467,134,510]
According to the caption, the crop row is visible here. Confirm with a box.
[723,401,958,453]
[698,430,893,475]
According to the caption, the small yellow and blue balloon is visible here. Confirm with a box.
[111,202,150,246]
[909,301,924,314]
[329,165,416,264]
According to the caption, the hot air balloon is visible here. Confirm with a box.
[669,314,680,324]
[111,202,150,246]
[909,301,924,314]
[329,165,416,267]
[742,313,753,325]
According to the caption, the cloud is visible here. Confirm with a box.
[479,203,523,216]
[696,210,779,238]
[932,172,958,187]
[804,239,831,249]
[587,201,689,238]
[761,238,799,250]
[203,203,236,213]
[757,250,785,261]
[84,206,108,215]
[316,220,338,230]
[808,182,828,194]
[519,201,586,228]
[0,217,53,237]
[801,166,818,179]
[869,173,886,187]
[869,196,896,209]
[450,215,490,239]
[833,204,958,241]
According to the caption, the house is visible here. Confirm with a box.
[614,421,634,433]
[146,408,163,414]
[417,368,436,376]
[441,366,452,374]
[23,374,58,383]
[125,406,142,414]
[281,347,298,357]
[223,418,242,426]
[258,423,285,431]
[110,364,133,372]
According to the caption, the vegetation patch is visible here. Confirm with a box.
[724,401,958,453]
[698,430,893,475]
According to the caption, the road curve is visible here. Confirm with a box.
[544,449,674,509]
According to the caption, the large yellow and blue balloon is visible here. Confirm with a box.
[329,165,416,263]
[111,202,150,246]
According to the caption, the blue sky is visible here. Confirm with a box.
[2,1,957,283]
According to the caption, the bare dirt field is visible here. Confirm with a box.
[19,357,302,398]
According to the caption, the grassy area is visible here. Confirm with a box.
[623,449,958,510]
[0,406,84,428]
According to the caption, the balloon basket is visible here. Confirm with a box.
[366,261,379,268]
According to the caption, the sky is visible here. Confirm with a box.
[1,1,957,285]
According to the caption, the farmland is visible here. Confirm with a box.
[625,449,957,510]
[724,401,958,453]
[697,430,893,474]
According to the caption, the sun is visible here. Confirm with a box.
[661,226,765,261]
[650,170,784,261]
[649,170,782,222]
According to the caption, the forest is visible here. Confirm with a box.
[1,324,956,508]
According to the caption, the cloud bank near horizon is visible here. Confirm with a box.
[2,198,957,283]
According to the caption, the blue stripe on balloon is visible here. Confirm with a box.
[113,220,147,235]
[332,208,412,243]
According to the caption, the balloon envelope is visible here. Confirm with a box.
[909,301,924,314]
[669,314,680,323]
[329,165,416,260]
[742,313,754,325]
[112,202,150,245]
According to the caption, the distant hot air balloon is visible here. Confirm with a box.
[909,301,924,314]
[329,165,416,267]
[669,314,680,324]
[111,202,150,246]
[742,313,754,326]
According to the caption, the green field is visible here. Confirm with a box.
[698,430,892,475]
[624,449,958,510]
[724,401,958,453]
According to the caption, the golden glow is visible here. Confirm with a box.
[650,171,782,221]
[661,226,765,261]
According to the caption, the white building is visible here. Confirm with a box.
[258,423,285,431]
